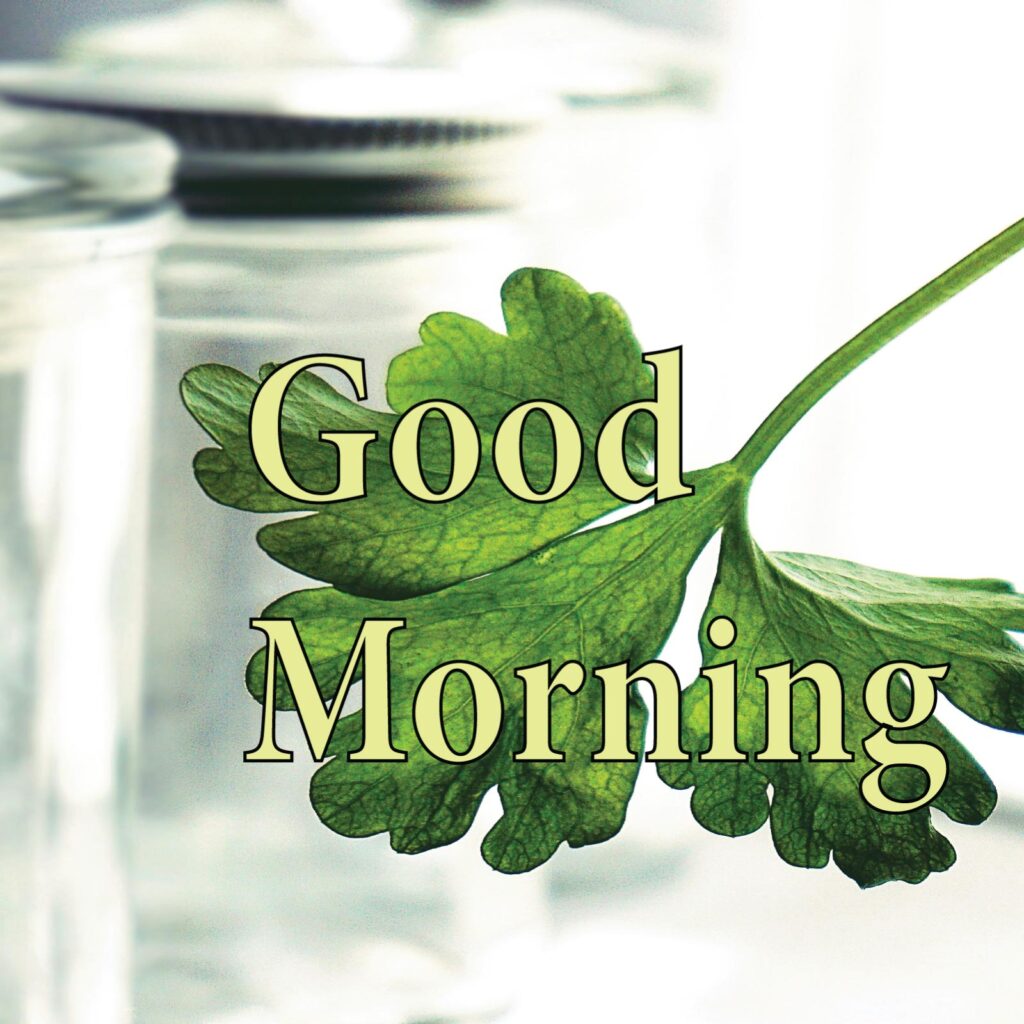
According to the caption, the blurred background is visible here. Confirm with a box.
[1,1,1023,1022]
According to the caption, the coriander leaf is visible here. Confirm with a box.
[185,220,1024,884]
[181,268,656,599]
[660,521,1024,887]
[247,465,740,872]
[389,267,656,475]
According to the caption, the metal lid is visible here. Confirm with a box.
[0,64,550,213]
[0,102,177,266]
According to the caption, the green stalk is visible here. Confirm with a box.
[732,218,1024,480]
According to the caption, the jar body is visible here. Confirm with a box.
[0,246,162,1024]
[0,317,36,1021]
[137,215,545,1024]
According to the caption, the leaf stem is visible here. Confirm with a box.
[731,218,1024,480]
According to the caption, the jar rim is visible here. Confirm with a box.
[0,101,178,266]
[0,202,179,269]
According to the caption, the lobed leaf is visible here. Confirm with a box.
[185,255,1024,885]
[247,466,739,872]
[181,269,657,599]
[659,524,1024,886]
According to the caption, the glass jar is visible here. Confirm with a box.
[137,83,731,1021]
[0,104,175,1024]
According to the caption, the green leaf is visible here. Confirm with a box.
[389,267,656,475]
[180,268,655,599]
[185,226,1024,885]
[247,466,739,872]
[659,521,1024,886]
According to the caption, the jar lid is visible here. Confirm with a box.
[0,102,177,266]
[0,64,551,213]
